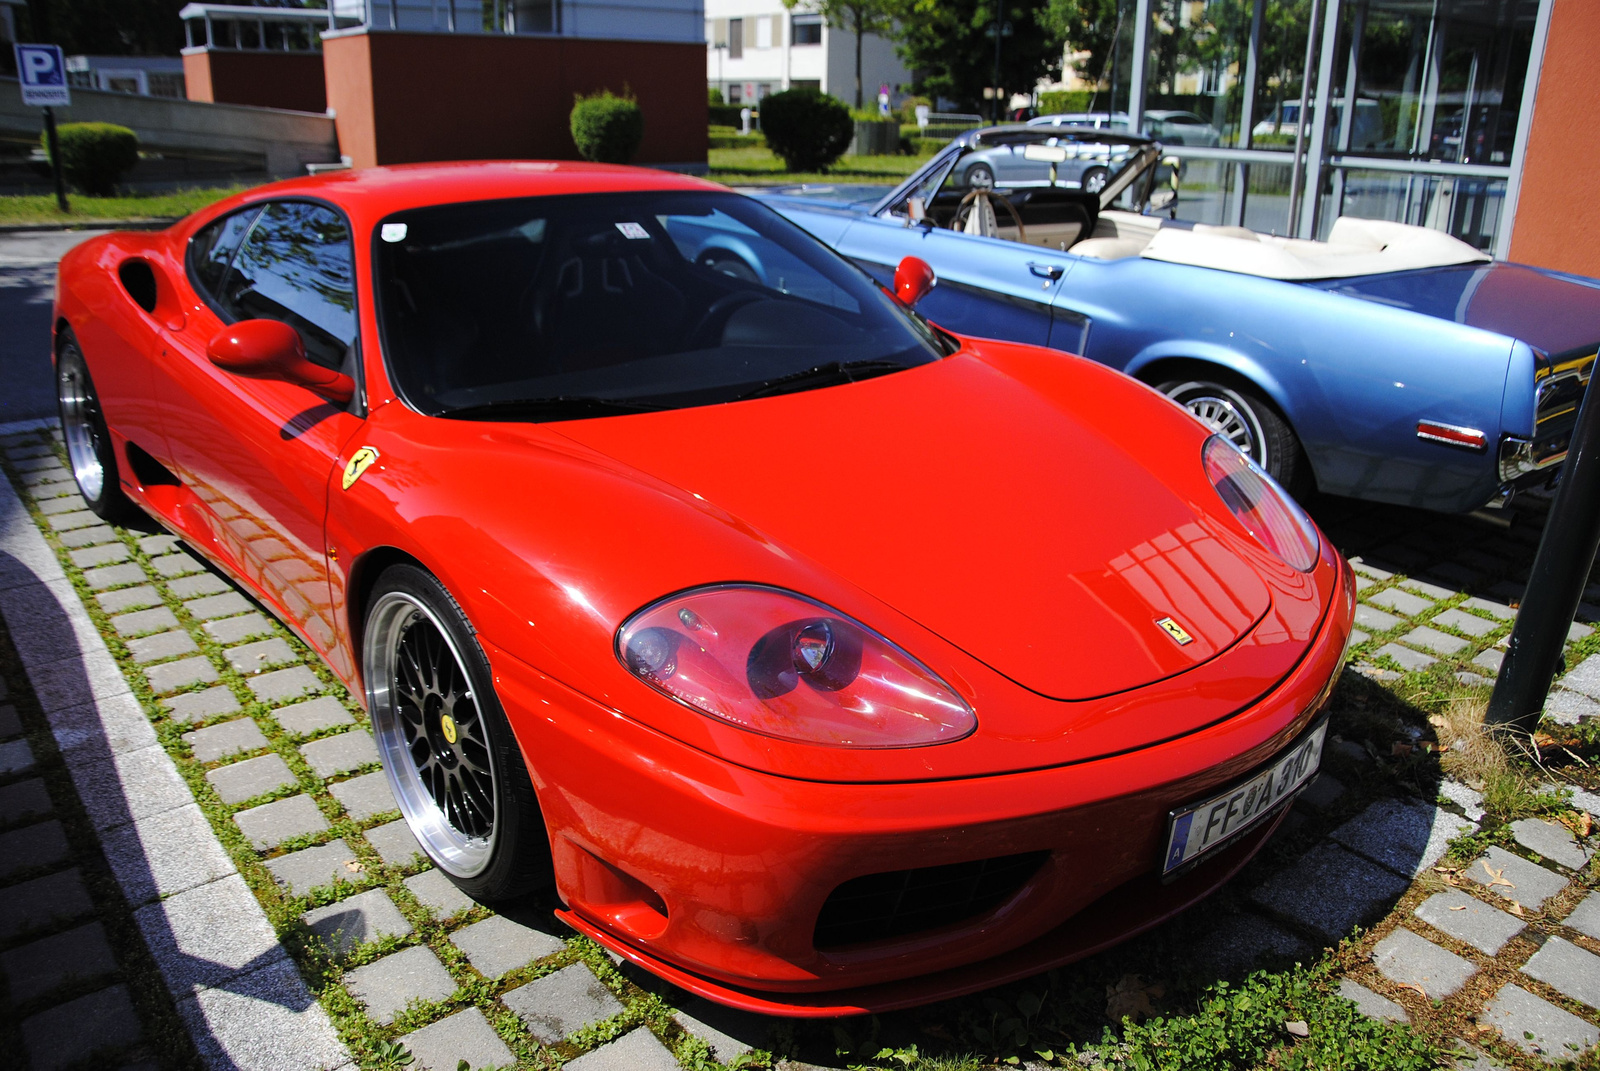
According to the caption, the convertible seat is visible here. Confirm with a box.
[1139,215,1490,280]
[1072,236,1150,260]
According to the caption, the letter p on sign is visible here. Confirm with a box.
[14,44,71,107]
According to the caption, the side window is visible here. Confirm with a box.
[190,207,261,299]
[217,201,357,370]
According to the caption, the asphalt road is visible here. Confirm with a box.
[0,230,109,425]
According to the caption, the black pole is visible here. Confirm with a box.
[1488,376,1600,731]
[42,106,68,213]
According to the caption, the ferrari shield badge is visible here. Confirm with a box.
[1156,616,1194,646]
[342,446,379,490]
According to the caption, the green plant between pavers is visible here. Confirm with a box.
[758,89,854,173]
[570,90,645,165]
[44,122,140,196]
[0,185,247,226]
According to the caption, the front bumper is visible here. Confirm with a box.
[488,557,1353,1013]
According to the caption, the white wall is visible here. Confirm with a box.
[704,0,907,105]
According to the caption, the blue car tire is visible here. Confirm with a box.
[1159,377,1310,496]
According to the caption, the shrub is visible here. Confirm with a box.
[570,90,644,165]
[1037,89,1096,116]
[709,103,747,128]
[44,122,139,196]
[708,86,724,105]
[759,89,852,173]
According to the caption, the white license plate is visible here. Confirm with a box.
[1161,721,1328,875]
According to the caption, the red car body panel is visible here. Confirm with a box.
[52,162,1355,1014]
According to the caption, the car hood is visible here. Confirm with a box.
[1308,261,1600,357]
[555,351,1271,701]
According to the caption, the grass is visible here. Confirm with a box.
[709,146,931,186]
[0,186,246,227]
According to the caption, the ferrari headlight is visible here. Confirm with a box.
[1202,435,1320,572]
[617,584,974,748]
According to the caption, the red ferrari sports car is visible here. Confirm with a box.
[53,162,1353,1015]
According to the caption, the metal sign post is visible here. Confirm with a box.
[1488,376,1600,733]
[13,43,71,212]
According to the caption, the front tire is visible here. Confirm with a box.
[56,332,136,524]
[1158,377,1310,495]
[364,563,553,901]
[965,163,995,190]
[1080,165,1110,194]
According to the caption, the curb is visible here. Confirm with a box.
[0,219,177,234]
[0,420,351,1071]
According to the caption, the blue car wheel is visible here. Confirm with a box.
[1159,377,1309,495]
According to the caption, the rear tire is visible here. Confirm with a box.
[56,332,137,524]
[1158,376,1312,497]
[1080,165,1110,194]
[965,163,995,190]
[364,563,553,901]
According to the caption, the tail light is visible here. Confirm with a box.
[1202,435,1320,572]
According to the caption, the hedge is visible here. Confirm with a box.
[44,122,139,196]
[759,89,853,172]
[570,90,644,165]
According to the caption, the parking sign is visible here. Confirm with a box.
[14,44,71,107]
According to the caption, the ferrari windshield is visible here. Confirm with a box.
[374,190,945,418]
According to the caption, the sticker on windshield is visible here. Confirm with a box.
[615,222,650,239]
[380,223,407,243]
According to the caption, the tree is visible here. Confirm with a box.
[896,0,1063,116]
[24,0,189,54]
[782,0,898,110]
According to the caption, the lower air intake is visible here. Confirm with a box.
[813,851,1049,950]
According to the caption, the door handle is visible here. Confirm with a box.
[1028,262,1066,280]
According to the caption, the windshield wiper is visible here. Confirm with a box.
[442,396,664,421]
[735,360,912,401]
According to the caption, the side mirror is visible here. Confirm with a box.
[207,320,354,404]
[893,256,936,308]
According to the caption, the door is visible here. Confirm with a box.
[155,199,364,658]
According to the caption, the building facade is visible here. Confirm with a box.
[703,0,909,108]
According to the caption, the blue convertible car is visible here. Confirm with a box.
[736,125,1600,514]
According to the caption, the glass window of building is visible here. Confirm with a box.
[792,15,822,45]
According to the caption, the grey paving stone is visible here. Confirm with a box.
[185,591,253,620]
[1510,818,1591,870]
[567,1027,681,1071]
[0,778,52,825]
[234,794,330,849]
[1559,654,1600,700]
[1374,643,1436,671]
[344,944,457,1025]
[126,629,199,664]
[46,509,102,531]
[138,534,181,556]
[183,717,269,763]
[14,455,63,472]
[403,869,474,918]
[300,730,379,778]
[1463,595,1517,620]
[1296,773,1346,811]
[399,1008,514,1071]
[1463,847,1569,909]
[504,962,625,1043]
[68,542,129,568]
[1337,978,1407,1023]
[329,771,395,821]
[204,611,275,645]
[110,605,178,636]
[371,821,428,870]
[0,819,69,878]
[145,654,218,694]
[1368,587,1434,615]
[250,665,323,704]
[1568,620,1593,642]
[0,737,35,775]
[1457,671,1494,687]
[1481,984,1599,1059]
[149,551,202,577]
[176,957,349,1071]
[674,997,770,1060]
[1399,626,1469,656]
[1248,843,1411,942]
[206,752,296,805]
[1415,889,1523,954]
[1400,578,1457,601]
[0,868,93,939]
[1546,688,1600,726]
[1522,936,1600,1010]
[226,637,298,675]
[166,571,229,599]
[265,838,360,896]
[302,888,412,956]
[101,803,238,907]
[162,685,240,724]
[55,523,116,548]
[1569,785,1600,818]
[0,921,117,1002]
[1371,927,1475,1000]
[1431,608,1501,637]
[1354,605,1404,632]
[1566,892,1600,941]
[20,984,143,1071]
[275,696,354,736]
[36,493,87,516]
[1329,798,1475,878]
[1475,648,1505,673]
[50,693,158,761]
[1347,628,1370,646]
[450,914,566,978]
[82,562,145,590]
[1350,558,1395,580]
[0,701,19,738]
[134,874,286,995]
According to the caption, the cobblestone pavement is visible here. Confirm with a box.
[2,420,1598,1070]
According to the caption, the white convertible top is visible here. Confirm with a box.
[1136,216,1491,279]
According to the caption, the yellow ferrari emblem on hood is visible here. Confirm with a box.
[342,446,379,490]
[1156,617,1194,646]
